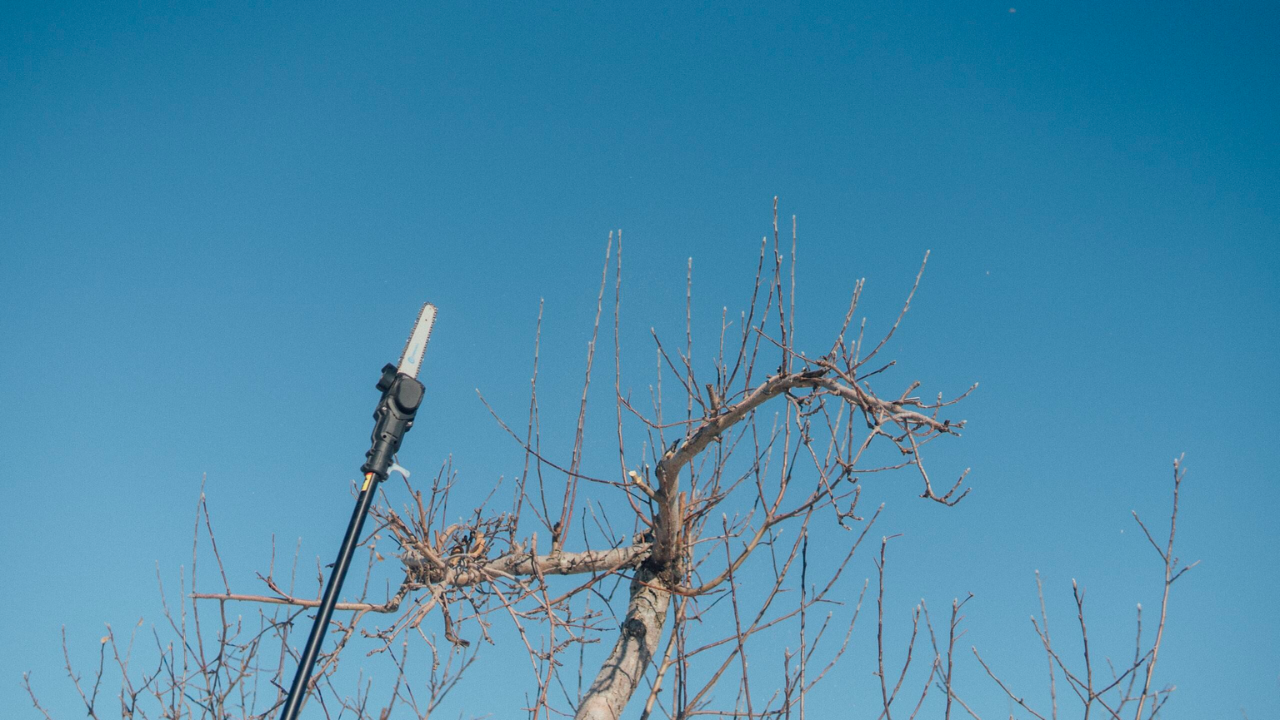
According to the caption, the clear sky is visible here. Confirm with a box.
[2,1,1277,718]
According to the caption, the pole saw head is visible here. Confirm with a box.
[361,303,436,481]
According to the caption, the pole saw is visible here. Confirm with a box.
[278,302,438,720]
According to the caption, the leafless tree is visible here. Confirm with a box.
[28,202,1193,719]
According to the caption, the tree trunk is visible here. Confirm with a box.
[575,565,670,720]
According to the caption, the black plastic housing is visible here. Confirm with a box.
[361,363,425,480]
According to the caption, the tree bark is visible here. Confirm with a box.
[575,565,670,720]
[401,544,651,586]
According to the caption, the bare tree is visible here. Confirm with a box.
[28,202,1192,720]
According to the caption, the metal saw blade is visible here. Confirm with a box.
[397,302,437,379]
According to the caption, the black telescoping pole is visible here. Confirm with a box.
[277,471,383,720]
[279,304,434,720]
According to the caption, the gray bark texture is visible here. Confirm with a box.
[401,544,651,586]
[574,565,670,720]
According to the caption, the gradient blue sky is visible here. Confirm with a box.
[2,2,1277,718]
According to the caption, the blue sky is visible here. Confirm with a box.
[2,1,1277,718]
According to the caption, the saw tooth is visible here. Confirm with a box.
[397,302,437,379]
